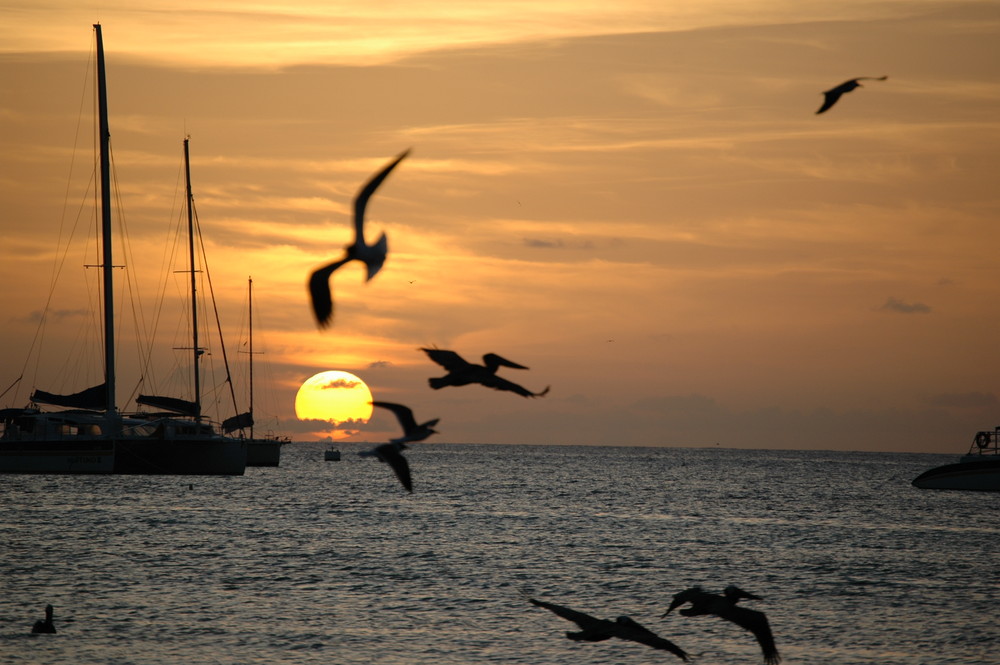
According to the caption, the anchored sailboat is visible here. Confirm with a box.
[0,25,246,475]
[238,277,287,467]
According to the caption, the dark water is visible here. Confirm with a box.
[1,444,997,664]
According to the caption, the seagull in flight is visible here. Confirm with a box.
[420,348,550,398]
[308,149,410,327]
[663,586,780,665]
[372,401,439,444]
[816,76,888,114]
[359,441,413,493]
[526,595,689,660]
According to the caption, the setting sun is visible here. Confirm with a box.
[294,370,374,425]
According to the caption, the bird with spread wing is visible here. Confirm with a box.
[527,595,689,660]
[816,76,888,114]
[308,149,409,328]
[663,586,780,665]
[420,348,549,398]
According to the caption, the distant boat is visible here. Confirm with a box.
[324,448,342,461]
[0,26,245,475]
[912,427,1000,491]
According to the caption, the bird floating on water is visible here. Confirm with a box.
[359,441,413,493]
[420,348,550,398]
[372,401,439,444]
[663,586,780,665]
[816,76,888,114]
[308,149,410,328]
[31,604,56,634]
[526,595,689,660]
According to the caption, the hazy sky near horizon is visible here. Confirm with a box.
[2,1,999,452]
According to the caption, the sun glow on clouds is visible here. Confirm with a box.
[4,1,918,67]
[294,371,374,439]
[2,3,1000,452]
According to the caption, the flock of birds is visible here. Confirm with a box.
[28,587,780,662]
[303,74,886,502]
[525,585,781,664]
[30,76,888,659]
[306,147,552,495]
[305,75,889,661]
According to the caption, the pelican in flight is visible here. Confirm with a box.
[816,76,888,114]
[527,595,689,660]
[359,442,413,493]
[420,348,550,398]
[663,586,780,665]
[308,149,410,327]
[372,401,439,444]
[31,604,56,634]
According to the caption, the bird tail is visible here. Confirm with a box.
[428,377,447,390]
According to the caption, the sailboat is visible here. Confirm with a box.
[0,25,246,475]
[235,277,287,467]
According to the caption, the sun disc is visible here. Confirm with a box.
[294,370,374,424]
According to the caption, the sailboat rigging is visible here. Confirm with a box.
[0,25,246,475]
[237,277,286,467]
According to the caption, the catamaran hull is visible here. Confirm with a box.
[246,440,282,467]
[114,439,246,475]
[912,459,1000,491]
[0,440,115,473]
[0,439,246,475]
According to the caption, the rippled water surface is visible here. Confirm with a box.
[2,444,997,664]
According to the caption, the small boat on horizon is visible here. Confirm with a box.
[912,427,1000,491]
[324,448,342,461]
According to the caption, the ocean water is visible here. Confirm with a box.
[1,444,997,665]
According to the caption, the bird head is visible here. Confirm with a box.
[661,601,681,618]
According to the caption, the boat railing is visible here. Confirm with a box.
[966,427,1000,457]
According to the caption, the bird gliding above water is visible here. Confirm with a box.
[308,149,410,328]
[371,401,439,444]
[816,76,888,114]
[359,441,414,493]
[663,586,780,665]
[420,348,550,398]
[527,595,689,660]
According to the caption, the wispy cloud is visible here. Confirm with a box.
[879,296,931,314]
[523,237,564,248]
[320,378,363,390]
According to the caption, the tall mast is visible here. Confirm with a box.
[94,24,116,416]
[248,276,254,439]
[183,137,202,419]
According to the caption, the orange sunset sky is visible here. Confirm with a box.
[2,1,999,452]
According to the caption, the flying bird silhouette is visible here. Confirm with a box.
[527,595,688,660]
[31,604,56,634]
[816,76,888,114]
[663,586,780,665]
[308,149,410,327]
[372,401,439,444]
[359,441,413,492]
[420,348,550,398]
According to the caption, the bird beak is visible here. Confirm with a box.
[661,600,682,618]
